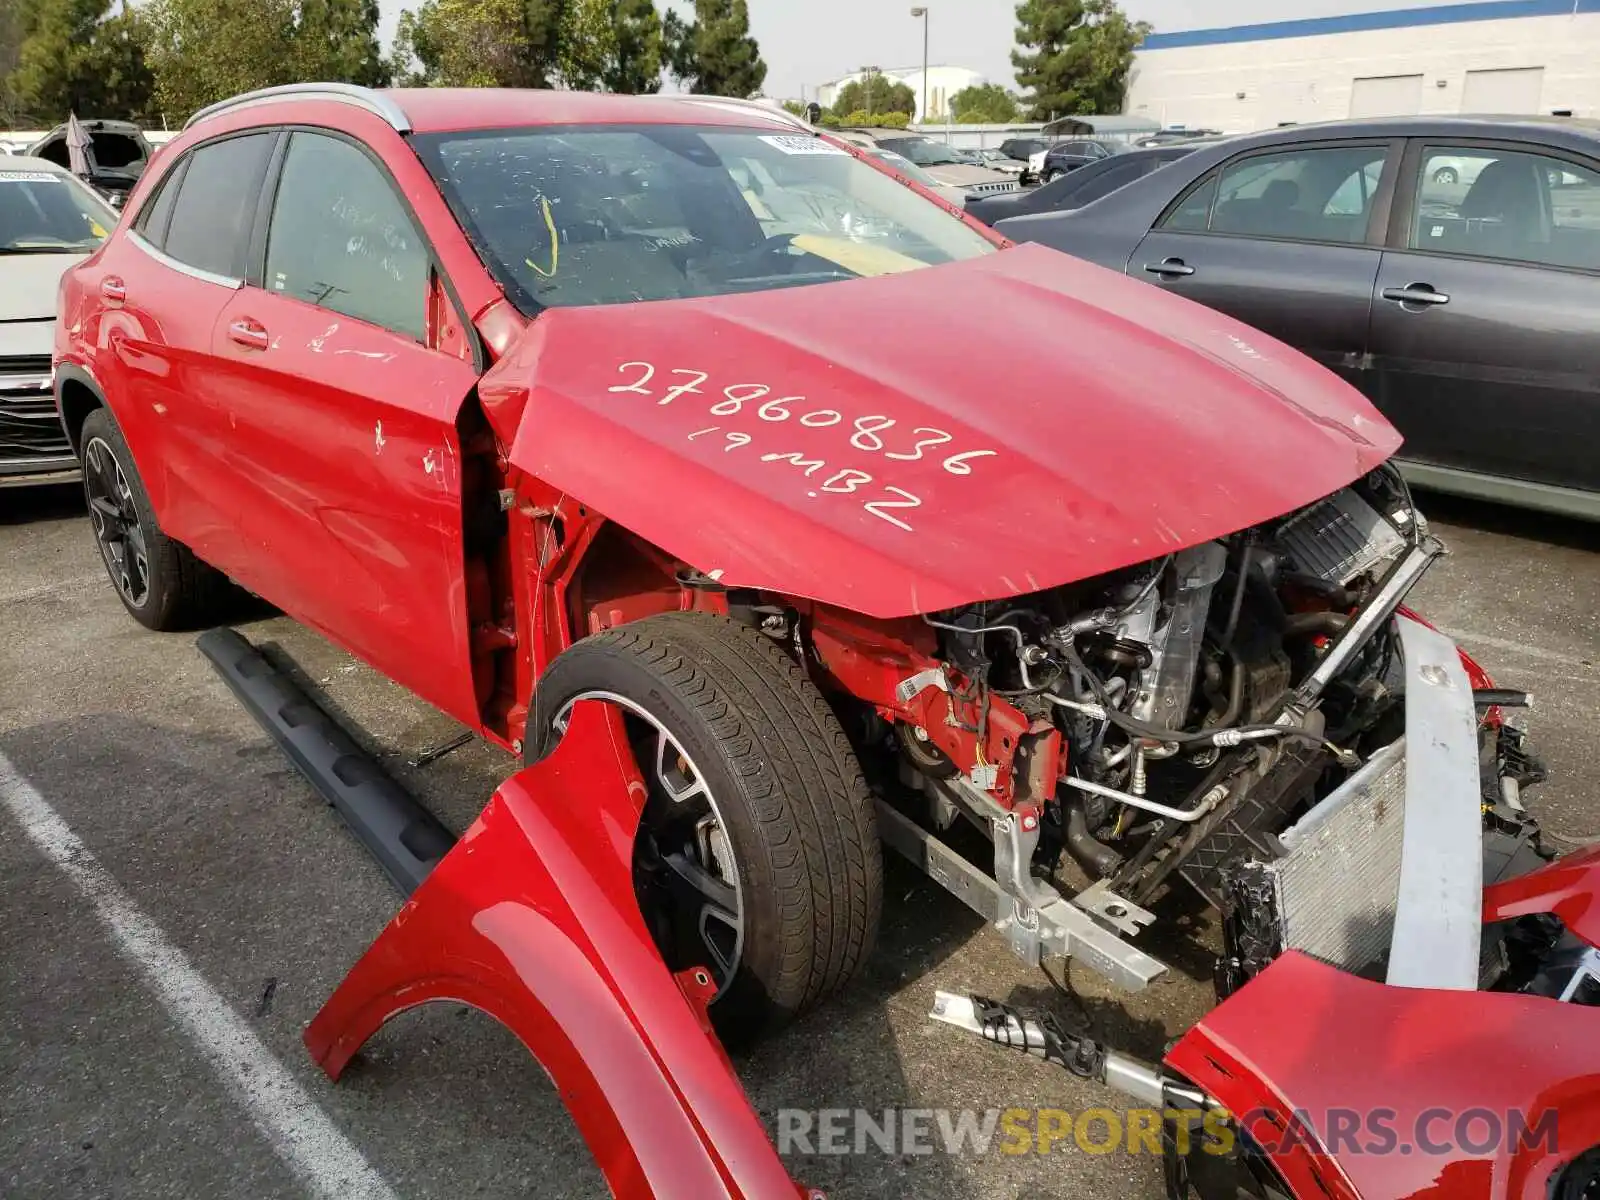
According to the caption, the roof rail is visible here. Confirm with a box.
[184,84,410,134]
[654,94,812,132]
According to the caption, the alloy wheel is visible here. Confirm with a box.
[83,436,151,609]
[554,691,746,998]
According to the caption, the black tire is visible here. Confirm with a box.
[79,407,233,631]
[1433,166,1459,185]
[1040,169,1060,184]
[530,612,882,1041]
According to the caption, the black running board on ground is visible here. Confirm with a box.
[197,628,456,897]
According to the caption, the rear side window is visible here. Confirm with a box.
[135,159,185,247]
[1410,145,1600,271]
[162,133,275,279]
[263,132,429,341]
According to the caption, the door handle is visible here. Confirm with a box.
[1144,257,1196,279]
[228,318,270,351]
[1381,284,1450,308]
[99,276,126,303]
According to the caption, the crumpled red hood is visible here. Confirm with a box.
[479,242,1401,618]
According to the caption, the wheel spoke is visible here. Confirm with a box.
[655,727,708,804]
[660,849,738,917]
[93,444,118,501]
[89,495,122,523]
[698,905,740,982]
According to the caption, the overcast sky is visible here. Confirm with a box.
[377,0,1482,99]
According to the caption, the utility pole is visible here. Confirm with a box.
[911,7,930,122]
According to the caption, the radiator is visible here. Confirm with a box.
[1267,739,1407,975]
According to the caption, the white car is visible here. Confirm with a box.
[1,155,118,486]
[832,129,1019,199]
[862,148,970,206]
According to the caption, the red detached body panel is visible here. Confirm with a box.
[1167,947,1600,1200]
[480,242,1399,619]
[306,700,807,1200]
[1485,843,1600,952]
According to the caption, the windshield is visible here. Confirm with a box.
[876,136,966,167]
[866,149,942,189]
[416,125,995,311]
[0,169,114,253]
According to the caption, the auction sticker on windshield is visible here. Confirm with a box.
[0,172,63,184]
[761,135,847,156]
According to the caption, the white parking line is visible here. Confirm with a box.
[0,750,399,1200]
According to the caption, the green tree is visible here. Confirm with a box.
[830,72,915,120]
[143,0,385,120]
[1012,0,1149,121]
[8,0,156,125]
[949,82,1020,124]
[295,0,387,87]
[662,0,765,98]
[605,0,662,93]
[1,0,31,125]
[387,0,579,88]
[555,0,615,90]
[391,0,534,86]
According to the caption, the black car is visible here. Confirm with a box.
[999,116,1600,520]
[1038,138,1126,183]
[27,119,152,201]
[966,144,1201,227]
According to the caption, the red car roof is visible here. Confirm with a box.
[384,88,801,135]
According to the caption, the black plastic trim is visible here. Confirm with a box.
[197,628,456,897]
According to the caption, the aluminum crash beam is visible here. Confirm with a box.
[874,801,1168,992]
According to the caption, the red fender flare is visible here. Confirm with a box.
[305,700,812,1199]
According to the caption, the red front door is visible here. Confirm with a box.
[201,128,486,726]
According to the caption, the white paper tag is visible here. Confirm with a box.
[0,171,63,184]
[761,135,847,156]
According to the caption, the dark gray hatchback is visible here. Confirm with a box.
[999,115,1600,521]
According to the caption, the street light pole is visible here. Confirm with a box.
[910,7,929,123]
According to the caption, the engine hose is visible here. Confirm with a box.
[1209,648,1246,730]
[1064,803,1124,878]
[1056,647,1354,762]
[1282,611,1351,638]
[1220,537,1251,648]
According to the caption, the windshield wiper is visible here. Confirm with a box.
[0,244,88,255]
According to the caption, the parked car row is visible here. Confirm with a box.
[832,127,1021,200]
[964,142,1206,225]
[1,155,119,487]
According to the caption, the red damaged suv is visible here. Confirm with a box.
[53,85,1598,1195]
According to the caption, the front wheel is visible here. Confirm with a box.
[531,612,882,1043]
[1040,169,1061,184]
[1432,166,1459,185]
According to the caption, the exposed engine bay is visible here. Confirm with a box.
[861,464,1549,990]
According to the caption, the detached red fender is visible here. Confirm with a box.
[304,700,811,1200]
[1165,852,1600,1200]
[1484,844,1600,949]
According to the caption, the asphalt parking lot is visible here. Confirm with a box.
[3,481,1597,1200]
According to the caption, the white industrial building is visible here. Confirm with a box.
[1127,0,1600,133]
[815,64,987,123]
